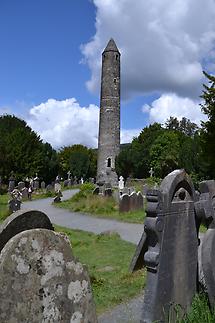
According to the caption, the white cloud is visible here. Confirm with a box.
[121,129,141,143]
[27,98,99,149]
[142,93,207,125]
[82,0,215,99]
[27,98,138,148]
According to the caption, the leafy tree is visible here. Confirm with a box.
[165,116,198,136]
[116,145,133,179]
[58,144,97,179]
[200,71,215,177]
[0,115,58,182]
[150,131,180,177]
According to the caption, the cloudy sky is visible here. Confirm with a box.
[0,0,215,149]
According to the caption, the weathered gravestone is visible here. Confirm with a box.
[130,192,138,211]
[0,209,53,252]
[137,191,144,210]
[46,184,54,192]
[119,194,130,213]
[0,229,98,323]
[104,188,112,197]
[8,175,15,193]
[17,181,25,191]
[64,179,69,187]
[21,187,28,199]
[54,182,61,193]
[8,189,22,213]
[93,187,99,195]
[139,169,199,323]
[41,181,46,190]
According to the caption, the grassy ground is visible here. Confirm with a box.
[0,194,10,221]
[56,183,146,224]
[176,293,215,323]
[55,225,145,314]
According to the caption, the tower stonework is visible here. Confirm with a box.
[97,38,120,186]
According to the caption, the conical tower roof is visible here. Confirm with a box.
[103,38,120,53]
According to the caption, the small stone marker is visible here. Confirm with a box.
[46,184,54,192]
[0,209,54,253]
[17,181,25,190]
[8,189,22,213]
[0,229,98,323]
[41,181,46,190]
[8,175,15,192]
[21,187,28,199]
[54,182,61,192]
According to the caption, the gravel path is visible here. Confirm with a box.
[23,189,144,244]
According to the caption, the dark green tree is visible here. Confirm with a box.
[200,71,215,177]
[58,144,97,179]
[0,115,58,182]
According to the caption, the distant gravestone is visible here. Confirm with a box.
[104,188,112,197]
[68,179,72,187]
[137,191,144,209]
[17,181,25,190]
[40,181,46,190]
[0,209,54,253]
[54,182,61,193]
[46,184,54,192]
[141,169,198,322]
[130,192,138,211]
[122,187,129,195]
[93,187,99,195]
[8,176,15,193]
[21,187,28,199]
[73,176,78,185]
[119,194,130,213]
[0,229,98,323]
[64,179,68,187]
[142,184,149,196]
[8,189,22,213]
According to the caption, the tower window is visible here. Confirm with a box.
[116,54,118,60]
[114,78,117,84]
[107,158,111,168]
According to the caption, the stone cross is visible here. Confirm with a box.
[67,170,71,180]
[118,176,124,191]
[149,167,154,177]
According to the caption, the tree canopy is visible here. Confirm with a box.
[0,115,58,183]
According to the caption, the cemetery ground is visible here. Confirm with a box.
[56,183,145,224]
[0,191,145,316]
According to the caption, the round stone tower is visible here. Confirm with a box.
[97,38,120,186]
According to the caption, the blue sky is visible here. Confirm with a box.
[0,0,215,148]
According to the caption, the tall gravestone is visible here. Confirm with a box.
[141,169,199,323]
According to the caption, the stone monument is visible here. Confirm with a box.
[97,38,120,187]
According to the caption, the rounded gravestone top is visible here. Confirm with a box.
[0,209,54,253]
[0,229,97,323]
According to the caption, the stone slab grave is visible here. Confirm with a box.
[0,209,97,323]
[0,209,54,252]
[130,169,199,322]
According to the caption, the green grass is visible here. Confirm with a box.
[55,225,145,314]
[0,194,10,221]
[172,293,215,323]
[56,184,145,224]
